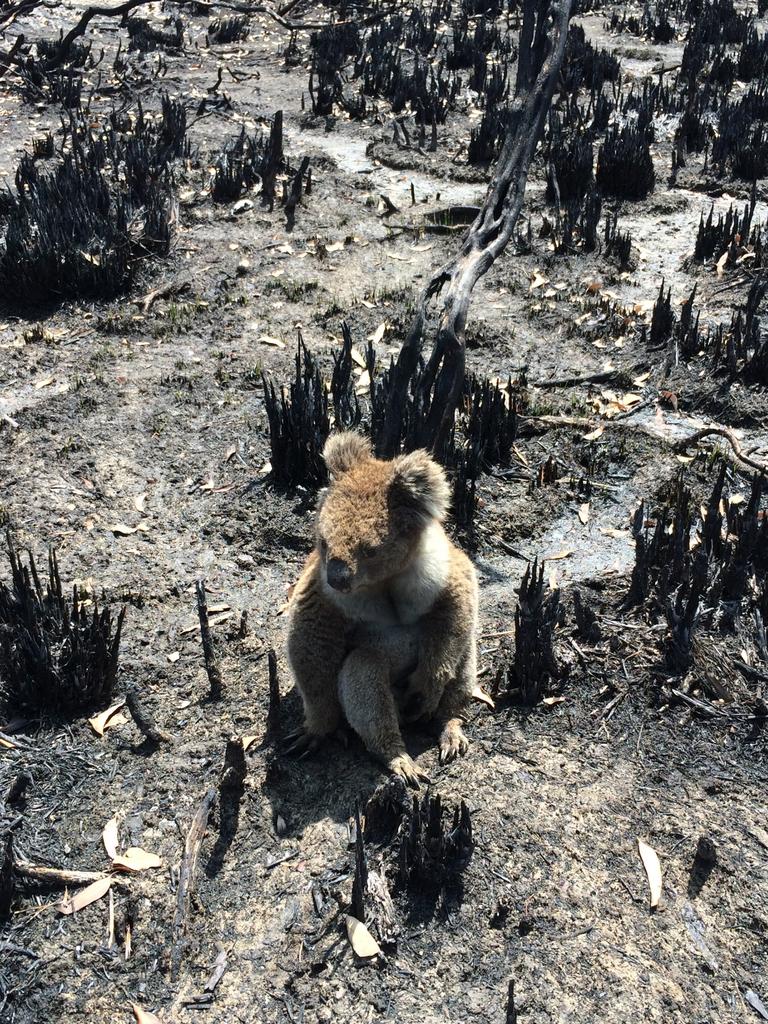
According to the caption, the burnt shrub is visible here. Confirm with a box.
[0,535,125,713]
[0,101,185,306]
[208,16,250,43]
[596,123,655,199]
[546,127,594,203]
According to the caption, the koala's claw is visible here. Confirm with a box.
[438,723,469,765]
[283,728,324,759]
[389,753,430,789]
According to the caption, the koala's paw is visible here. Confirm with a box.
[438,720,469,764]
[389,753,430,789]
[283,726,326,759]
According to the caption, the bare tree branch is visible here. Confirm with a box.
[0,0,399,59]
[380,0,574,458]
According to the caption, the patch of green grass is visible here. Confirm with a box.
[363,283,415,304]
[242,363,263,389]
[264,278,321,302]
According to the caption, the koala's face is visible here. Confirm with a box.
[316,433,449,593]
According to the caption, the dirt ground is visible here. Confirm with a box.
[1,1,767,1022]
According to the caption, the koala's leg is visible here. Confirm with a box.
[434,639,476,764]
[285,587,347,756]
[338,647,429,788]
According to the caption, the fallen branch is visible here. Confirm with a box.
[0,1,45,29]
[136,279,190,314]
[52,0,157,64]
[381,0,574,457]
[0,33,27,81]
[13,860,106,887]
[35,0,398,66]
[669,688,727,718]
[171,786,217,981]
[521,414,768,476]
[672,427,768,476]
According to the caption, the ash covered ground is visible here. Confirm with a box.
[0,1,767,1022]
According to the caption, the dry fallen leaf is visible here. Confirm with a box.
[258,335,285,348]
[637,839,662,909]
[58,876,112,915]
[578,503,590,525]
[545,549,573,561]
[345,915,380,959]
[112,848,163,873]
[108,523,138,536]
[133,493,147,514]
[368,322,387,345]
[132,1005,163,1024]
[583,427,604,441]
[529,270,549,292]
[633,371,651,386]
[102,818,119,860]
[167,651,180,664]
[350,346,367,368]
[471,685,495,709]
[600,528,630,540]
[715,248,729,277]
[386,252,411,262]
[241,735,258,752]
[325,240,345,252]
[620,392,643,407]
[89,701,126,737]
[542,696,566,706]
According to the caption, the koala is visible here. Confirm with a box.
[285,432,479,787]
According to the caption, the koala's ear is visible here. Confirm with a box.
[323,432,372,478]
[391,450,450,522]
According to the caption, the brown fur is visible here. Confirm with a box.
[286,432,479,786]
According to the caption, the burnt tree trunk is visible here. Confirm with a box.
[380,0,573,458]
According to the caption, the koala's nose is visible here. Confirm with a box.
[326,558,353,592]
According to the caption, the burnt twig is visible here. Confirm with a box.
[13,860,106,887]
[284,155,310,230]
[125,682,173,745]
[673,427,768,476]
[196,581,223,698]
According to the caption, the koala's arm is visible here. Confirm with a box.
[286,551,349,739]
[409,548,478,718]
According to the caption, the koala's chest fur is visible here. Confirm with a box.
[322,521,450,630]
